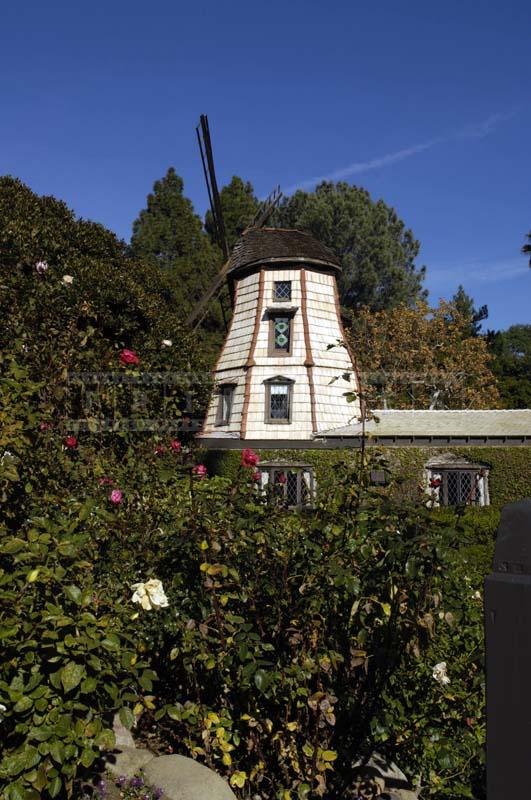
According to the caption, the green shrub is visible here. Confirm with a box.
[90,455,475,799]
[0,511,155,800]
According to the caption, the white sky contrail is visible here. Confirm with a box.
[285,110,517,194]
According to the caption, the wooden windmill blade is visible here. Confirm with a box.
[249,184,283,230]
[187,114,283,330]
[196,114,229,260]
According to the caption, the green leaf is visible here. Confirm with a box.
[48,776,62,798]
[80,748,96,768]
[80,677,97,694]
[94,729,115,750]
[14,696,33,713]
[49,740,65,764]
[60,662,84,693]
[254,669,268,691]
[119,706,134,730]
[64,585,81,603]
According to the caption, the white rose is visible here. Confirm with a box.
[35,261,48,274]
[432,661,450,686]
[161,339,173,348]
[62,275,74,285]
[131,579,169,611]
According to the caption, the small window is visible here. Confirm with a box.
[274,280,292,301]
[259,463,315,509]
[215,384,235,425]
[269,316,291,355]
[426,464,490,507]
[264,377,294,424]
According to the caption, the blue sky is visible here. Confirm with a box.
[1,0,530,330]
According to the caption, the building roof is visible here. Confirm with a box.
[228,227,341,276]
[317,409,531,443]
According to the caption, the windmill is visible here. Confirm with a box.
[186,114,283,330]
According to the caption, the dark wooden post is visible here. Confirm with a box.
[485,499,531,798]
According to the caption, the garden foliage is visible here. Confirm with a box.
[0,178,494,799]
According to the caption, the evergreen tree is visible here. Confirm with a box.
[205,176,259,250]
[450,285,488,336]
[488,324,531,408]
[130,168,221,319]
[274,181,426,314]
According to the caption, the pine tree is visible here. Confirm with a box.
[205,176,259,250]
[450,285,488,336]
[274,181,426,314]
[130,168,221,319]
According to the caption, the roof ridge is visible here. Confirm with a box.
[374,409,531,414]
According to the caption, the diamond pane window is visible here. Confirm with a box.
[274,317,290,351]
[426,463,489,507]
[258,463,315,509]
[270,384,290,420]
[274,280,292,301]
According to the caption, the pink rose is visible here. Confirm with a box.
[98,477,114,486]
[169,439,181,452]
[241,448,259,468]
[119,349,140,366]
[192,465,207,479]
[39,422,52,431]
[110,489,123,505]
[64,436,78,449]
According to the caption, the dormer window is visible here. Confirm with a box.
[215,383,236,426]
[273,280,292,301]
[264,376,294,424]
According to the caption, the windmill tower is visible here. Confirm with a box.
[190,117,361,447]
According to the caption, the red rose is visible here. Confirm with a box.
[241,448,259,468]
[430,478,442,488]
[252,471,261,482]
[39,422,52,431]
[64,436,77,449]
[170,439,181,452]
[277,472,287,484]
[154,445,166,456]
[119,349,140,366]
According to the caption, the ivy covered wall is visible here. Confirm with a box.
[201,446,531,511]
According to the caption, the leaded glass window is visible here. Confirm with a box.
[270,384,290,420]
[273,317,290,351]
[274,280,292,301]
[426,464,489,507]
[258,464,315,509]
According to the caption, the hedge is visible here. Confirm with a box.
[201,446,531,511]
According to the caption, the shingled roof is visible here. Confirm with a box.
[228,227,341,275]
[316,409,531,444]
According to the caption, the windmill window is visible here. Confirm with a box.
[264,377,294,424]
[426,463,490,507]
[215,383,235,426]
[269,316,292,355]
[273,280,292,301]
